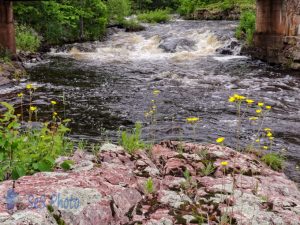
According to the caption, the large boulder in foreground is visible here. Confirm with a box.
[0,141,300,225]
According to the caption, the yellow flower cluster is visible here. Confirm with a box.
[17,93,24,98]
[228,94,246,102]
[228,94,256,106]
[51,101,57,105]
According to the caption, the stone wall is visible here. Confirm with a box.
[253,0,300,69]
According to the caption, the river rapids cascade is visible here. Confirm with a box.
[0,20,300,183]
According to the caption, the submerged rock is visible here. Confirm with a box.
[0,141,299,224]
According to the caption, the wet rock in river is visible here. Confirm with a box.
[158,38,197,53]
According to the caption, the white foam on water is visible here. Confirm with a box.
[49,29,223,63]
[213,55,248,62]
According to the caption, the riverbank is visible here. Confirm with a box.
[0,141,299,224]
[0,59,26,86]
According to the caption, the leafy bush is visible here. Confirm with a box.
[16,24,41,52]
[131,0,179,11]
[121,19,145,32]
[137,9,170,23]
[107,0,131,24]
[235,10,256,45]
[261,153,284,171]
[177,0,255,17]
[14,0,107,45]
[119,122,146,154]
[0,102,72,181]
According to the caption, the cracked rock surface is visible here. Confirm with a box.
[0,141,300,224]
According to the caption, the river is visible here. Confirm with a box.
[1,20,300,183]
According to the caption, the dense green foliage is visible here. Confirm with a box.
[177,0,255,16]
[15,24,41,52]
[236,10,256,45]
[0,102,72,181]
[14,0,107,45]
[137,9,170,23]
[107,0,131,24]
[131,0,179,11]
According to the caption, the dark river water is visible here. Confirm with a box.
[1,20,300,183]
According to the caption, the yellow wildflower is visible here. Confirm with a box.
[255,139,260,143]
[216,137,225,143]
[30,106,37,112]
[264,128,272,132]
[266,106,272,110]
[249,117,258,121]
[53,112,58,116]
[186,117,199,124]
[17,93,24,98]
[256,109,262,114]
[246,99,254,104]
[51,100,57,105]
[263,146,268,150]
[26,84,33,89]
[153,90,160,95]
[233,94,246,101]
[258,102,264,107]
[269,137,274,141]
[220,161,228,166]
[228,96,235,102]
[266,132,272,137]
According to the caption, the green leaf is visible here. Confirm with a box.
[60,160,74,171]
[12,165,26,180]
[37,160,53,172]
[0,102,15,112]
[0,152,4,161]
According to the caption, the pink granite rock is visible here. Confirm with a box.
[0,142,299,225]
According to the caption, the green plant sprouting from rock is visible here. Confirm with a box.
[119,122,146,154]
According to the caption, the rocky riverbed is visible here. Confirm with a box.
[0,141,299,225]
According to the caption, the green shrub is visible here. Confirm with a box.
[121,19,145,32]
[236,10,256,45]
[119,122,146,154]
[107,0,131,24]
[15,24,41,52]
[261,153,284,171]
[14,0,107,45]
[137,9,170,23]
[0,102,72,181]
